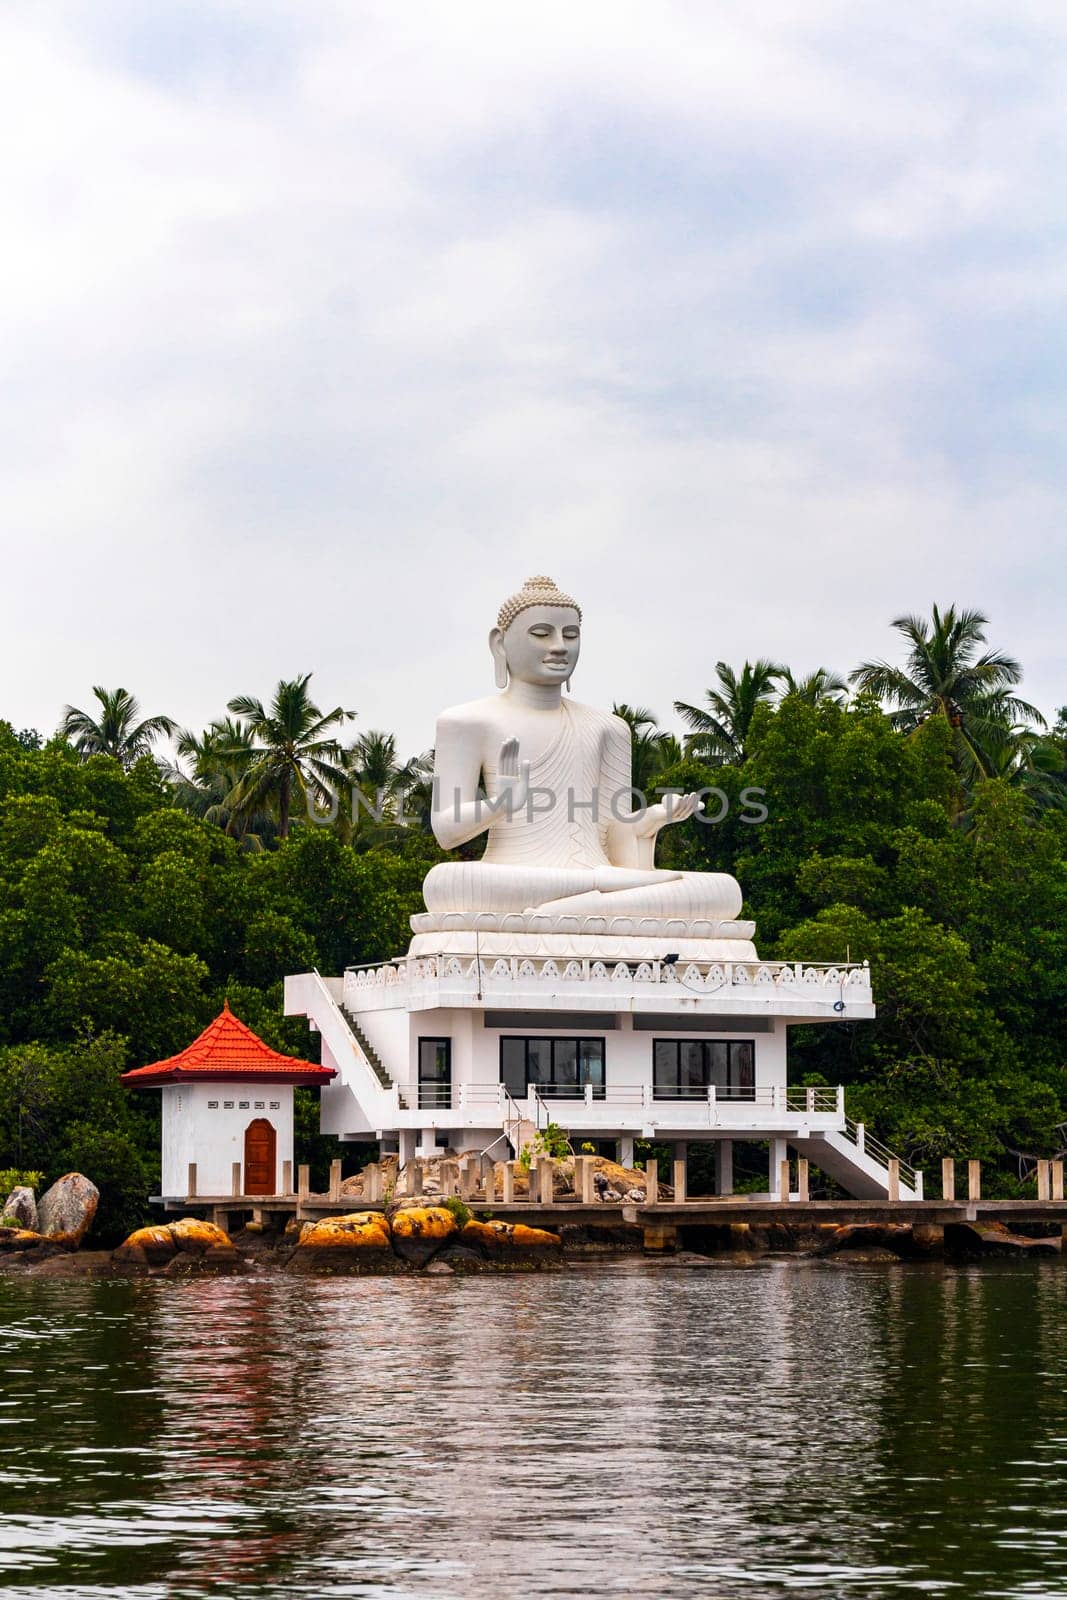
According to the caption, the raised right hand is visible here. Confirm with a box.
[494,735,531,818]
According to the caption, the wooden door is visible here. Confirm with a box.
[244,1118,277,1195]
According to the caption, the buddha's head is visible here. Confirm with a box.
[490,575,582,690]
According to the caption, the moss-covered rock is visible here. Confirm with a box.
[289,1210,400,1274]
[454,1218,563,1270]
[390,1205,457,1265]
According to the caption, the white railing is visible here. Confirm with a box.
[840,1117,920,1191]
[347,954,872,998]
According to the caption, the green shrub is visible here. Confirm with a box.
[0,1169,44,1196]
[442,1194,471,1229]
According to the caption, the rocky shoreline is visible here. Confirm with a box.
[2,1198,1062,1282]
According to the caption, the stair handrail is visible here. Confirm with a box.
[841,1115,918,1188]
[307,969,398,1111]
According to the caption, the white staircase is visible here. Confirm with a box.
[794,1118,923,1200]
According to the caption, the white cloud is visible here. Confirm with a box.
[0,0,1064,758]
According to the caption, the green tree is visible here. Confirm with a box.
[674,660,783,764]
[850,606,1044,785]
[60,687,176,767]
[226,675,354,839]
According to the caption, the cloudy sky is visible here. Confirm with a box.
[2,1,1064,757]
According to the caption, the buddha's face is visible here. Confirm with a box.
[493,604,581,687]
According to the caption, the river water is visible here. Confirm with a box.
[1,1260,1066,1598]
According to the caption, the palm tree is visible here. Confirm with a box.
[225,675,355,840]
[346,730,432,842]
[850,606,1044,781]
[613,704,682,795]
[163,718,273,848]
[61,687,175,767]
[778,667,848,706]
[674,660,783,765]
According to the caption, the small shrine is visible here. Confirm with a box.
[122,1002,334,1199]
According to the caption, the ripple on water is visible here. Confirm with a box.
[0,1262,1065,1597]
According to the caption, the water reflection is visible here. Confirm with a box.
[1,1262,1065,1597]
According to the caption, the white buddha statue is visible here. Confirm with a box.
[409,576,757,960]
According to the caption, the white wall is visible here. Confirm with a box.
[392,1009,788,1093]
[160,1082,294,1197]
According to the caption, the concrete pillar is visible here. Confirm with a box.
[231,1161,242,1198]
[574,1156,596,1204]
[399,1128,418,1166]
[887,1158,900,1203]
[797,1157,809,1203]
[645,1159,659,1205]
[717,1140,734,1197]
[941,1158,955,1202]
[329,1159,342,1201]
[363,1163,381,1204]
[439,1160,460,1198]
[483,1162,496,1203]
[536,1159,554,1205]
[968,1160,981,1201]
[1053,1160,1064,1202]
[281,1159,292,1196]
[187,1162,197,1199]
[501,1161,516,1204]
[410,1160,424,1196]
[297,1163,310,1201]
[459,1157,478,1201]
[769,1138,788,1198]
[672,1159,687,1204]
[618,1136,635,1169]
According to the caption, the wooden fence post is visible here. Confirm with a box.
[886,1158,900,1203]
[281,1159,292,1196]
[187,1162,197,1199]
[779,1159,791,1202]
[1037,1160,1051,1201]
[645,1159,659,1206]
[672,1159,687,1204]
[941,1157,955,1202]
[297,1163,310,1202]
[501,1161,515,1204]
[328,1159,342,1201]
[1053,1160,1064,1203]
[797,1157,809,1203]
[968,1160,981,1201]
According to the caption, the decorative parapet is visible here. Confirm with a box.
[344,955,873,1014]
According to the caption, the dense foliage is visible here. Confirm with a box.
[1,609,1063,1236]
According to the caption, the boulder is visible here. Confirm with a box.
[289,1210,400,1274]
[167,1217,236,1259]
[455,1218,563,1270]
[3,1186,37,1231]
[111,1217,241,1272]
[0,1228,49,1252]
[390,1205,457,1265]
[37,1173,99,1248]
[816,1223,914,1258]
[113,1226,178,1268]
[946,1220,1059,1257]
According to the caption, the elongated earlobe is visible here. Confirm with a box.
[566,675,573,693]
[495,657,509,689]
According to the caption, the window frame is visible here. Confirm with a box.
[417,1036,452,1110]
[651,1038,756,1100]
[498,1036,606,1100]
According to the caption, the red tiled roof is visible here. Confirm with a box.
[121,1001,335,1086]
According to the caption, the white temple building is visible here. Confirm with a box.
[286,577,921,1201]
